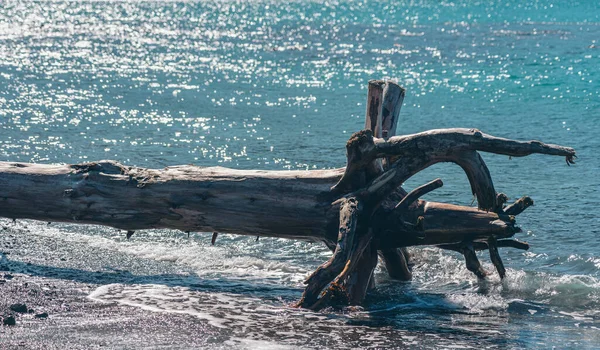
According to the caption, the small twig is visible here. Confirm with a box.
[504,196,534,216]
[496,239,529,250]
[439,239,529,252]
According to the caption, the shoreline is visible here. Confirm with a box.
[0,221,225,349]
[0,272,224,349]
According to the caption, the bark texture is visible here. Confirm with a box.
[0,80,576,310]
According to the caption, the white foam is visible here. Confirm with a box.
[89,283,249,329]
[225,338,297,350]
[21,219,311,284]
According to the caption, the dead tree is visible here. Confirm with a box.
[0,80,576,310]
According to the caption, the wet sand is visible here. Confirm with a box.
[0,223,225,349]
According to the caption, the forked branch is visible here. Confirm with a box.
[333,128,576,196]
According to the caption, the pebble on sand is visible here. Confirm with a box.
[9,303,28,313]
[2,316,16,326]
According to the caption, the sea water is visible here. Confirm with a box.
[1,0,599,348]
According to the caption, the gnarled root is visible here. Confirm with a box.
[298,197,376,309]
[299,178,447,310]
[304,127,575,308]
[380,248,412,281]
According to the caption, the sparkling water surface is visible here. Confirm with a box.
[1,1,599,348]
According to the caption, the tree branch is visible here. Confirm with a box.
[504,196,534,215]
[439,239,530,252]
[393,178,443,213]
[378,128,577,161]
[333,128,575,200]
[451,151,497,211]
[462,242,488,279]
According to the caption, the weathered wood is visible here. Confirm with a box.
[0,158,525,251]
[393,178,443,213]
[438,239,530,252]
[381,129,576,161]
[462,242,488,279]
[345,242,379,303]
[0,80,576,309]
[0,161,341,242]
[364,80,385,136]
[0,128,574,243]
[297,198,363,309]
[452,150,497,211]
[311,226,374,309]
[380,82,405,139]
[504,196,534,215]
[335,78,405,196]
[488,236,506,279]
[332,128,575,198]
[380,248,412,281]
[365,81,412,282]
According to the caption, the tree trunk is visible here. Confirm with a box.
[0,80,576,310]
[0,162,339,242]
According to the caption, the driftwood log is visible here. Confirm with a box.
[0,80,576,310]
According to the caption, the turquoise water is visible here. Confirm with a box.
[1,0,600,348]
